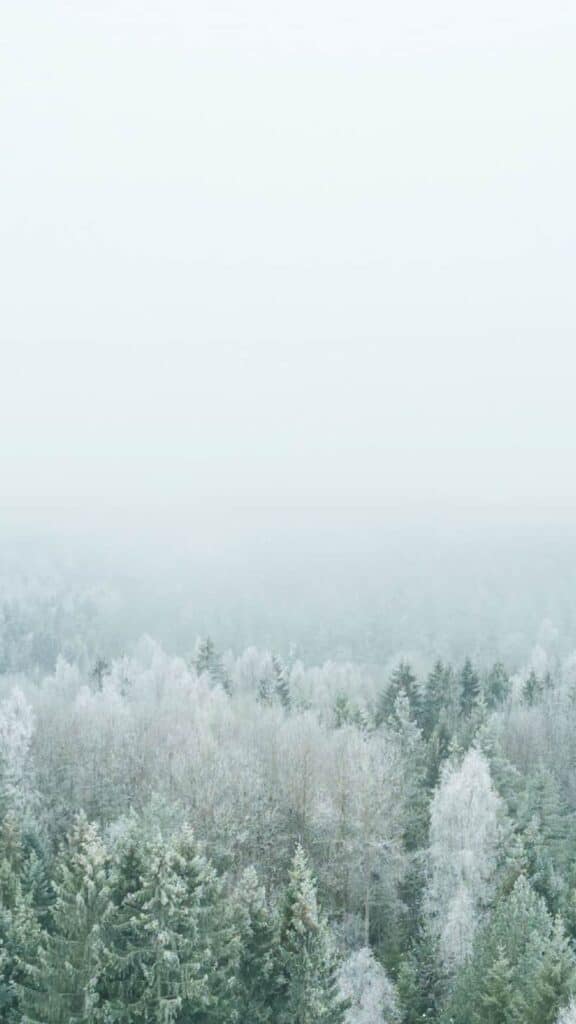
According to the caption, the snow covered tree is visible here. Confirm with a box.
[473,945,520,1024]
[97,826,149,1021]
[273,655,292,711]
[420,661,451,739]
[0,690,36,823]
[0,813,44,1022]
[483,663,511,709]
[193,637,231,694]
[375,663,420,728]
[445,875,576,1024]
[337,947,399,1024]
[557,999,576,1024]
[230,866,277,1022]
[275,844,347,1024]
[425,748,502,973]
[459,659,481,716]
[20,813,110,1024]
[518,766,575,915]
[523,670,544,706]
[102,823,237,1023]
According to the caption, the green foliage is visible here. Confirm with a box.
[459,658,481,717]
[230,866,277,1022]
[444,876,576,1024]
[275,845,348,1024]
[376,663,420,728]
[20,813,110,1024]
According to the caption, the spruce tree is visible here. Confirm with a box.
[523,670,543,706]
[421,661,448,739]
[230,866,277,1022]
[102,824,236,1023]
[483,663,511,709]
[459,658,481,716]
[20,813,110,1024]
[0,813,43,1023]
[275,844,347,1024]
[273,656,291,711]
[473,945,519,1024]
[444,875,576,1024]
[376,663,420,728]
[97,827,149,1022]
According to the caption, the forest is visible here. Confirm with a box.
[2,579,576,1023]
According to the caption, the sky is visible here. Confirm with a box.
[1,1,576,530]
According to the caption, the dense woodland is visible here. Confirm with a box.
[2,581,576,1022]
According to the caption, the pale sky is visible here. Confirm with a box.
[1,2,575,524]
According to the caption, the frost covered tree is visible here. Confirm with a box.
[445,875,576,1024]
[0,814,44,1022]
[230,866,277,1022]
[459,659,481,716]
[376,663,420,727]
[557,1000,576,1024]
[20,813,110,1024]
[337,947,399,1024]
[102,824,238,1023]
[276,844,347,1024]
[0,689,35,822]
[426,748,502,972]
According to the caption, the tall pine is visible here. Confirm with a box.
[275,844,347,1024]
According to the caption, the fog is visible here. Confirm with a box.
[2,1,576,662]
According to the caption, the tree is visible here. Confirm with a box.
[556,999,576,1024]
[230,866,277,1022]
[0,689,36,823]
[425,749,502,973]
[459,658,481,716]
[275,844,347,1024]
[0,813,44,1022]
[337,947,399,1024]
[484,664,511,709]
[519,767,574,915]
[273,656,292,711]
[102,824,237,1023]
[97,825,149,1022]
[193,637,231,694]
[523,670,543,706]
[20,813,110,1024]
[375,663,420,728]
[445,875,576,1024]
[421,661,449,739]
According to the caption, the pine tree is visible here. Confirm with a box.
[273,656,291,711]
[97,828,149,1022]
[275,844,347,1024]
[0,813,43,1023]
[472,945,519,1024]
[444,875,576,1024]
[519,767,574,915]
[396,927,443,1024]
[20,813,110,1024]
[421,661,449,739]
[193,637,217,675]
[193,637,231,694]
[230,866,277,1022]
[102,824,236,1023]
[459,658,481,716]
[375,663,420,728]
[523,670,543,706]
[483,663,511,709]
[521,914,576,1024]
